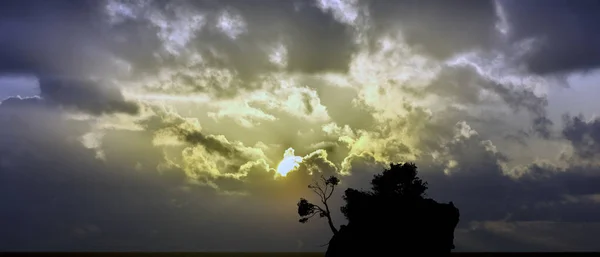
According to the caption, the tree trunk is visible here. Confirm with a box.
[324,203,338,234]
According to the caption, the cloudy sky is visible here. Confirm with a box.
[2,0,600,252]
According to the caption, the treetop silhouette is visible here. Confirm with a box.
[296,162,460,256]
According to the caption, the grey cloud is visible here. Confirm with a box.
[0,97,92,147]
[181,131,243,160]
[406,66,553,139]
[0,0,359,103]
[38,77,139,115]
[105,0,357,96]
[364,0,498,59]
[176,129,266,178]
[506,163,600,222]
[418,67,484,104]
[213,159,275,193]
[503,130,530,147]
[491,81,553,139]
[137,109,260,179]
[300,149,338,177]
[201,0,356,74]
[215,109,328,155]
[532,116,553,140]
[455,221,600,251]
[421,138,600,226]
[562,114,600,159]
[418,122,515,222]
[364,0,600,76]
[424,106,544,153]
[0,0,108,76]
[338,152,387,190]
[501,0,600,74]
[0,1,139,115]
[100,129,168,172]
[301,76,377,131]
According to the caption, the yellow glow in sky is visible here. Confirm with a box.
[276,147,302,176]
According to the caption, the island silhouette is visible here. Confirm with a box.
[297,162,460,256]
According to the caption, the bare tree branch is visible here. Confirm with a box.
[297,175,341,235]
[326,185,335,201]
[313,204,325,213]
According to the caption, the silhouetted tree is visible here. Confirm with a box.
[340,162,430,222]
[296,162,460,257]
[297,175,340,234]
[371,162,428,198]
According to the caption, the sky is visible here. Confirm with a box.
[1,0,600,252]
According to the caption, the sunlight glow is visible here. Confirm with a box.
[276,147,303,176]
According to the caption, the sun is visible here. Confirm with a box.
[277,156,302,176]
[276,148,302,176]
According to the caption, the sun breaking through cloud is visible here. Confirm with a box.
[277,147,303,176]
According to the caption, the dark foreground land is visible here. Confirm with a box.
[2,253,600,257]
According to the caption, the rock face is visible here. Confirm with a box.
[325,199,460,257]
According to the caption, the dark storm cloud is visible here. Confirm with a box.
[404,65,553,138]
[501,0,600,75]
[0,0,358,103]
[417,122,515,222]
[190,0,356,74]
[415,122,600,224]
[506,163,600,222]
[0,76,139,116]
[103,0,357,96]
[0,0,139,115]
[503,130,530,147]
[562,114,600,159]
[455,221,600,251]
[365,0,498,59]
[364,0,600,76]
[38,77,139,115]
[0,0,106,75]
